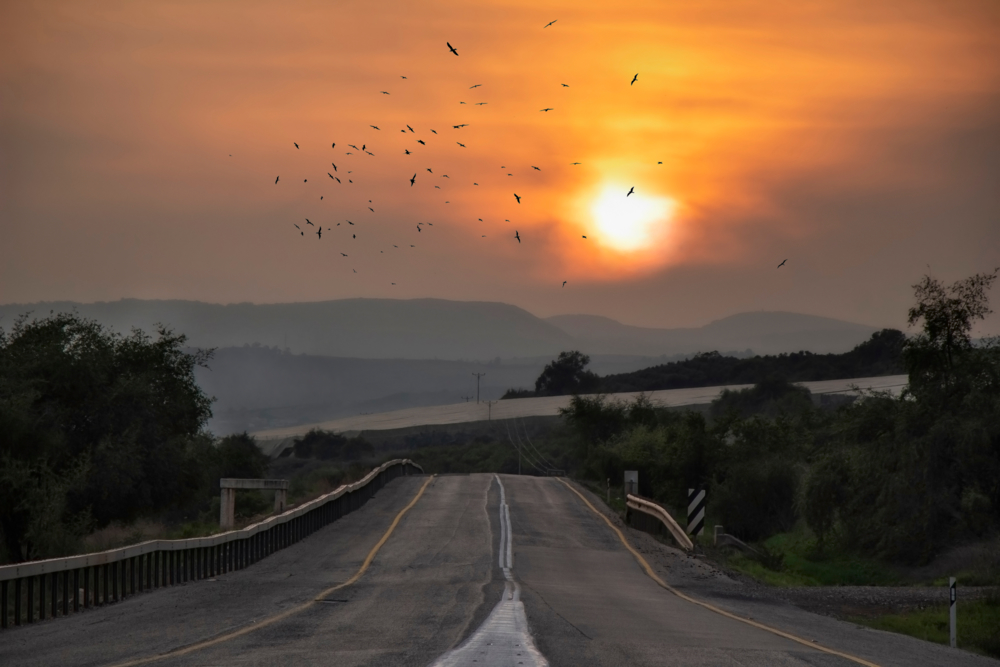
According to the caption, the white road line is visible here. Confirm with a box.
[429,476,547,667]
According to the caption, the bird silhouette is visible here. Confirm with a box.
[347,220,354,225]
[275,176,279,184]
[381,91,390,95]
[457,142,465,147]
[305,219,314,226]
[294,224,300,230]
[470,84,482,89]
[317,228,322,239]
[328,173,336,179]
[406,125,414,132]
[410,173,416,186]
[341,253,348,257]
[540,108,553,112]
[335,177,341,183]
[532,166,541,170]
[453,124,468,128]
[405,149,411,155]
[631,73,638,85]
[544,19,557,28]
[349,144,358,149]
[332,143,336,148]
[370,125,380,130]
[331,163,337,171]
[562,281,567,287]
[427,168,433,173]
[442,175,449,178]
[417,225,422,232]
[368,207,374,212]
[515,231,521,243]
[777,259,787,268]
[571,162,581,165]
[304,179,307,182]
[401,75,407,79]
[447,42,459,55]
[430,129,437,134]
[514,193,521,203]
[582,235,587,238]
[294,142,299,148]
[626,186,635,197]
[417,139,426,145]
[561,83,569,87]
[475,102,487,105]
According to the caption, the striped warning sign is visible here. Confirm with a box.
[687,488,705,536]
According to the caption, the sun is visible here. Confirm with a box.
[590,185,676,252]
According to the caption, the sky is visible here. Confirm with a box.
[2,0,999,334]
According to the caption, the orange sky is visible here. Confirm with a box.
[2,0,999,333]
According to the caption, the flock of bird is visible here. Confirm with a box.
[265,20,787,285]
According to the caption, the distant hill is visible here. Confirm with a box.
[546,311,880,356]
[0,298,573,360]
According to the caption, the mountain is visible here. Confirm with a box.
[0,298,573,360]
[545,311,880,356]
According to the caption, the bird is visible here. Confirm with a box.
[331,163,337,171]
[657,161,663,164]
[473,182,478,185]
[405,149,411,155]
[631,73,638,85]
[293,223,301,229]
[571,162,581,165]
[427,168,433,173]
[457,142,465,147]
[331,143,336,148]
[305,219,314,226]
[561,83,569,87]
[532,166,540,170]
[515,231,521,243]
[275,176,279,184]
[406,125,414,132]
[349,144,358,149]
[442,175,449,178]
[540,108,553,112]
[417,139,426,145]
[544,19,557,28]
[453,124,468,128]
[475,102,487,105]
[365,151,374,156]
[777,259,787,268]
[470,84,482,89]
[410,173,416,186]
[381,91,390,95]
[582,235,587,238]
[317,228,322,239]
[401,75,407,79]
[370,125,380,130]
[341,253,348,257]
[459,101,466,104]
[562,281,567,287]
[626,186,635,197]
[417,225,422,232]
[447,42,459,55]
[368,207,374,212]
[514,193,521,203]
[335,177,341,183]
[347,220,354,225]
[430,129,437,134]
[294,142,299,148]
[328,173,336,179]
[303,179,307,182]
[345,152,353,155]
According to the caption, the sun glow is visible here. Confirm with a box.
[590,186,676,252]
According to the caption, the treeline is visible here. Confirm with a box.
[503,328,906,399]
[560,270,1000,564]
[0,314,267,564]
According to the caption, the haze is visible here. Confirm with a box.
[2,0,999,334]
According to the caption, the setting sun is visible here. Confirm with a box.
[590,186,676,252]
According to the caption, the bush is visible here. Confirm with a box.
[711,457,800,542]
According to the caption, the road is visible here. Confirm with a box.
[251,374,908,450]
[2,472,993,666]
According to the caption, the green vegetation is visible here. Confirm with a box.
[0,313,267,564]
[852,595,1000,659]
[503,328,906,399]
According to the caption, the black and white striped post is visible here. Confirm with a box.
[687,488,706,537]
[949,577,957,648]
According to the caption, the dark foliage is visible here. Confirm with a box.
[534,350,601,397]
[600,329,906,394]
[292,429,374,461]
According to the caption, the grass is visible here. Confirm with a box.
[851,596,1000,660]
[708,528,899,587]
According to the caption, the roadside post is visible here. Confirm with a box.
[687,487,706,537]
[950,577,957,648]
[607,478,611,504]
[624,471,638,497]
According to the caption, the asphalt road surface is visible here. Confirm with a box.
[2,473,995,666]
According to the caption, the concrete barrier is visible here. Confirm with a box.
[0,459,423,630]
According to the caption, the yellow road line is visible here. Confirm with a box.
[556,478,880,667]
[108,474,436,667]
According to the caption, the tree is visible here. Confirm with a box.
[905,268,999,395]
[534,350,600,396]
[0,313,214,562]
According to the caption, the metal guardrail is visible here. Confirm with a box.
[626,494,694,552]
[0,458,423,630]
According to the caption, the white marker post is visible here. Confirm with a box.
[949,577,957,648]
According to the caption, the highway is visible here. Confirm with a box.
[2,472,994,666]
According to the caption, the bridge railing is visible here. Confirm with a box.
[0,458,423,630]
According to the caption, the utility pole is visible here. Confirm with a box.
[461,395,473,403]
[485,399,497,421]
[472,372,486,403]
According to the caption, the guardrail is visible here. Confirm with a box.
[625,494,694,552]
[0,458,423,630]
